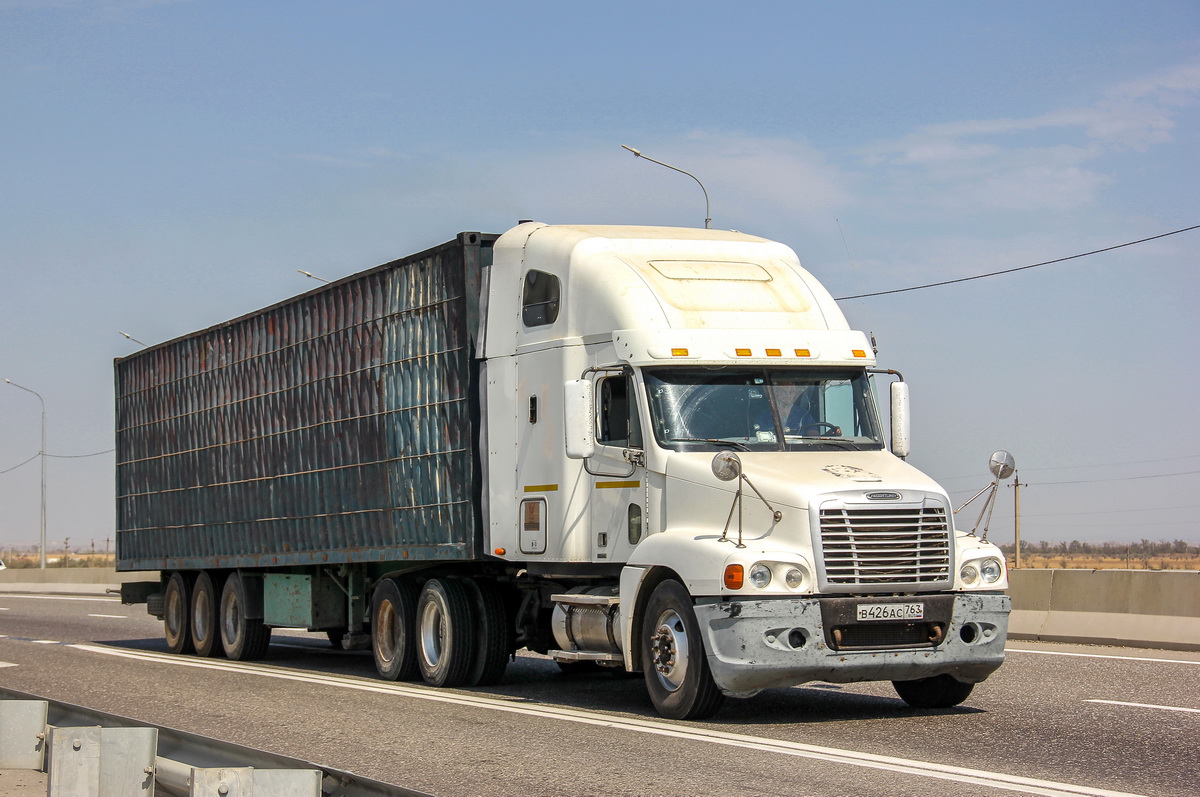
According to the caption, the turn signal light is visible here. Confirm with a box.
[724,564,744,590]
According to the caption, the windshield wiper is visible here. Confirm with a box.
[788,437,864,450]
[665,437,751,451]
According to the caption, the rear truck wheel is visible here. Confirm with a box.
[371,578,418,681]
[416,577,478,688]
[190,571,224,657]
[465,577,512,687]
[641,580,725,720]
[163,572,194,655]
[219,571,271,660]
[892,674,975,708]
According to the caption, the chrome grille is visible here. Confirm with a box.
[819,506,951,587]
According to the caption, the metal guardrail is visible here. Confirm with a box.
[0,688,431,797]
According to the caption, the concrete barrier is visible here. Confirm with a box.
[2,567,1198,651]
[1007,568,1200,652]
[0,567,151,595]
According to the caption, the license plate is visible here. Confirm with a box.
[856,602,924,621]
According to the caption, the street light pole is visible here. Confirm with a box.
[4,379,47,568]
[621,145,712,229]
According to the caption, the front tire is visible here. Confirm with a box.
[163,571,193,655]
[416,578,477,687]
[640,580,724,720]
[219,571,271,660]
[892,674,975,708]
[372,577,418,681]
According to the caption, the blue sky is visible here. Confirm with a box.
[2,0,1198,553]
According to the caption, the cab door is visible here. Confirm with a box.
[587,372,647,563]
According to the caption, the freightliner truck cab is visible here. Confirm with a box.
[481,223,1009,719]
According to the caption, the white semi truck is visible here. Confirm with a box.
[117,222,1009,720]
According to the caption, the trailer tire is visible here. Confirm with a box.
[466,578,511,686]
[416,578,477,688]
[190,571,224,657]
[371,578,418,681]
[641,579,724,720]
[892,674,975,708]
[163,571,194,655]
[220,571,271,660]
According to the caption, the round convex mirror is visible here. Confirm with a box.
[989,450,1016,480]
[711,450,742,482]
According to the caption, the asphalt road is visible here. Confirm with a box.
[1,591,1197,797]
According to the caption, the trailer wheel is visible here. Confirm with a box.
[371,578,418,681]
[641,579,724,720]
[220,571,271,660]
[416,578,478,687]
[163,572,193,655]
[190,571,224,657]
[466,578,512,686]
[892,674,975,708]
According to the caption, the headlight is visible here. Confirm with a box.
[749,563,772,588]
[784,567,805,589]
[980,558,1003,583]
[960,564,979,586]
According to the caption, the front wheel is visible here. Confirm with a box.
[640,580,724,720]
[892,674,975,708]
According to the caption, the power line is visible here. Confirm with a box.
[0,453,39,475]
[1032,469,1200,486]
[836,223,1200,300]
[46,449,114,459]
[0,448,115,475]
[936,452,1200,483]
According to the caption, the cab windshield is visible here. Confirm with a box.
[643,367,885,452]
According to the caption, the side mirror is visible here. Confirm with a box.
[564,379,595,459]
[890,381,911,459]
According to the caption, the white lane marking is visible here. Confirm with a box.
[87,614,128,619]
[0,662,16,668]
[0,607,10,611]
[69,644,1145,797]
[0,594,119,603]
[1086,699,1200,714]
[32,640,58,644]
[1007,648,1200,666]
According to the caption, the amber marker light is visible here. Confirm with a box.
[671,348,689,357]
[735,348,752,357]
[494,548,506,555]
[852,349,867,358]
[794,349,811,357]
[766,348,781,357]
[724,564,745,590]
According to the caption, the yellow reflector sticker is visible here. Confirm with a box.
[596,481,641,489]
[523,484,559,492]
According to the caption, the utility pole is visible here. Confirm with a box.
[1012,470,1023,569]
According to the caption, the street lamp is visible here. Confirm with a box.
[621,145,712,229]
[4,378,47,568]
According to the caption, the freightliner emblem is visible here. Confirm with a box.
[865,491,901,501]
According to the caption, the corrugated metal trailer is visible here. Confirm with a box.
[115,232,496,572]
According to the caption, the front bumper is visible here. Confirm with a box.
[694,592,1010,697]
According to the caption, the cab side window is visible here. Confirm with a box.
[522,270,560,327]
[597,376,642,448]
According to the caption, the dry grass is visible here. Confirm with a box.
[1011,553,1200,571]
